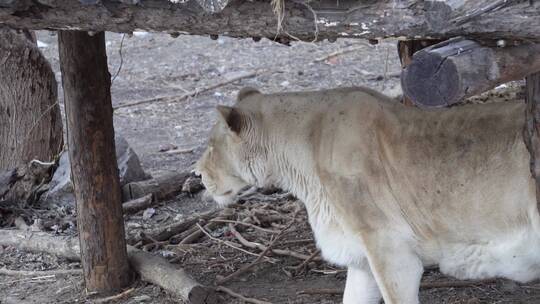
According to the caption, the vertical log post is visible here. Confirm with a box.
[525,72,540,212]
[397,39,442,106]
[58,31,132,293]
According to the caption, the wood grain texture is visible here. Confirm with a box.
[0,0,539,41]
[402,38,540,107]
[0,26,62,170]
[525,72,540,213]
[58,30,132,293]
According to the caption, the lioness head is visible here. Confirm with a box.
[195,88,268,206]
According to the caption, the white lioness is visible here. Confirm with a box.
[195,86,540,304]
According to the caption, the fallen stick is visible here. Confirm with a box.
[420,279,499,289]
[228,224,317,261]
[296,279,501,295]
[291,249,320,274]
[216,286,273,304]
[209,219,280,234]
[0,268,81,276]
[0,274,57,285]
[180,210,234,244]
[135,208,222,243]
[114,71,261,110]
[296,288,342,295]
[0,229,81,260]
[92,287,135,304]
[122,194,154,214]
[216,224,289,285]
[0,229,218,304]
[312,45,367,63]
[195,224,277,262]
[122,170,190,201]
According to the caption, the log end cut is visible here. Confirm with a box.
[401,50,460,108]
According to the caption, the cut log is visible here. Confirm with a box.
[122,171,190,201]
[58,31,132,293]
[122,194,154,214]
[524,72,540,213]
[397,39,443,106]
[0,230,218,304]
[401,38,540,108]
[0,1,539,42]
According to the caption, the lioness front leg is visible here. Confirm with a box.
[343,265,381,304]
[363,234,423,304]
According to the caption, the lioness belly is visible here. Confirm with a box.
[430,229,540,282]
[311,219,367,267]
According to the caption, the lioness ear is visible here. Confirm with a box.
[237,87,260,101]
[216,105,245,134]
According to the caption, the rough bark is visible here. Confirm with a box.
[401,38,540,108]
[58,30,132,293]
[0,162,52,204]
[524,72,540,214]
[0,229,219,304]
[0,26,63,171]
[0,0,539,42]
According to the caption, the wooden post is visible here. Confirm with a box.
[401,37,540,108]
[58,31,132,293]
[525,72,540,212]
[397,39,442,106]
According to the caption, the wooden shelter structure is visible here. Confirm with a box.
[1,0,540,302]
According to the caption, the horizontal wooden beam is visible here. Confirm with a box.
[0,0,539,41]
[401,37,540,108]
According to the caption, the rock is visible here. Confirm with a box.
[40,134,149,206]
[142,208,156,220]
[115,133,150,186]
[40,151,74,206]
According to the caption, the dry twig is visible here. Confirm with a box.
[114,71,262,110]
[297,278,501,295]
[195,223,276,262]
[313,44,367,63]
[291,249,320,274]
[0,268,81,276]
[209,219,280,234]
[216,222,291,285]
[92,287,135,304]
[216,286,273,304]
[229,224,316,261]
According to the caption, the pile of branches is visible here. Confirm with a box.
[128,190,333,282]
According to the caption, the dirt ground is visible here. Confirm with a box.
[1,31,540,304]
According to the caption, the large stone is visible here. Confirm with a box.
[40,134,149,206]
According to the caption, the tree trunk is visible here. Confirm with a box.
[0,26,63,170]
[58,30,132,294]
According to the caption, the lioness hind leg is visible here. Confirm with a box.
[343,265,381,304]
[363,235,423,304]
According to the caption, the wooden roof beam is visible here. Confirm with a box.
[0,0,539,42]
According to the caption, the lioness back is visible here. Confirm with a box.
[197,86,540,304]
